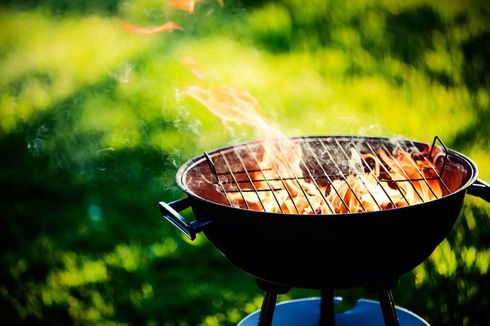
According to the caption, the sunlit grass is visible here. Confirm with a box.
[0,0,489,325]
[0,9,151,133]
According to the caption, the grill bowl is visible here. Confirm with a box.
[160,136,483,289]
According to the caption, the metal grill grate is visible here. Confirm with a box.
[202,136,451,214]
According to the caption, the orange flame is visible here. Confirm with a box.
[184,85,447,214]
[326,148,444,214]
[182,86,282,139]
[183,85,303,188]
[123,0,224,34]
[122,21,183,34]
[168,0,197,14]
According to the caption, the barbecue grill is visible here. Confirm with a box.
[158,136,489,326]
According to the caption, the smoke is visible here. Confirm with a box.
[112,63,134,84]
[173,106,202,135]
[348,147,364,174]
[358,123,384,137]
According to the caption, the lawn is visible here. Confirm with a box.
[1,0,489,325]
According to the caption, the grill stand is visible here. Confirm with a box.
[256,280,291,326]
[378,290,400,326]
[319,288,335,326]
[365,280,400,326]
[256,280,400,326]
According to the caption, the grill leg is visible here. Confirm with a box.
[258,291,278,326]
[256,279,291,326]
[319,288,335,326]
[365,279,400,326]
[378,290,400,326]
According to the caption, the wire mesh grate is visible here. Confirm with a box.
[202,136,451,214]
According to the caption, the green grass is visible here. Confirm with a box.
[1,0,489,325]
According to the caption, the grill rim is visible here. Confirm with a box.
[176,135,479,218]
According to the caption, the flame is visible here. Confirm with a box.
[235,144,445,215]
[122,21,183,34]
[123,0,224,34]
[184,85,447,215]
[183,85,311,211]
[326,148,444,214]
[182,86,282,138]
[168,0,197,14]
[167,0,223,13]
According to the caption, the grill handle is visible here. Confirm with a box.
[158,198,212,240]
[467,179,490,203]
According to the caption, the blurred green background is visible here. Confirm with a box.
[1,0,489,325]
